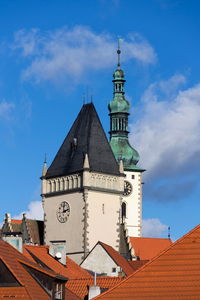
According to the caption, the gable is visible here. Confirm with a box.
[81,244,119,276]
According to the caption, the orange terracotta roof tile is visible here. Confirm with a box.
[67,277,125,299]
[130,236,172,260]
[23,247,36,263]
[19,258,67,280]
[0,240,53,299]
[0,287,30,299]
[97,242,134,276]
[94,224,200,299]
[24,245,92,279]
[11,219,22,224]
[65,288,82,300]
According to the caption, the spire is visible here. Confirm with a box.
[45,103,120,178]
[83,153,90,169]
[117,37,121,68]
[42,154,47,177]
[108,40,130,115]
[108,44,143,171]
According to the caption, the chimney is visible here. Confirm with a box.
[88,273,101,300]
[3,236,23,253]
[49,240,66,266]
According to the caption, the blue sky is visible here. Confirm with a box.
[0,0,200,241]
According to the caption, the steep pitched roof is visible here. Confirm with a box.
[45,103,120,178]
[0,240,66,300]
[97,242,134,276]
[67,277,125,299]
[6,219,22,233]
[94,224,200,300]
[24,245,92,279]
[24,219,44,245]
[0,287,30,299]
[130,236,172,260]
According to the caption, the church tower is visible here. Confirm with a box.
[108,45,145,237]
[41,103,124,264]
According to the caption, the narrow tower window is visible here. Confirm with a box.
[122,202,126,219]
[102,204,105,214]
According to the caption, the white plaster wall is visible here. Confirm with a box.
[81,244,119,276]
[44,192,84,264]
[122,171,142,237]
[86,190,121,252]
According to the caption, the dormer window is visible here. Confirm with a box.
[54,282,64,300]
[23,264,66,300]
[0,259,20,287]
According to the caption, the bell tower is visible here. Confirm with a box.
[108,43,145,237]
[41,103,124,264]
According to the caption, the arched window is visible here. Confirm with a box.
[58,180,61,191]
[49,181,52,193]
[53,181,56,192]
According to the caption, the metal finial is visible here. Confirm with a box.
[91,95,93,103]
[168,226,171,239]
[117,37,122,68]
[86,86,89,103]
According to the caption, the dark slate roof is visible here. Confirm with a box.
[46,103,120,178]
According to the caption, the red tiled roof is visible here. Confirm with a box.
[24,245,92,279]
[0,240,63,299]
[127,260,149,271]
[19,258,66,279]
[94,224,200,299]
[130,236,172,260]
[0,287,30,299]
[98,242,134,276]
[23,247,36,263]
[67,277,125,299]
[11,219,22,224]
[65,288,82,300]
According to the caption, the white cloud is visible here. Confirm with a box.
[13,26,156,83]
[131,75,200,179]
[142,218,168,237]
[13,201,43,220]
[0,101,15,119]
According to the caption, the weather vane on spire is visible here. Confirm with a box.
[117,37,123,68]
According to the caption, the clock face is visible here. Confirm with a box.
[57,201,70,223]
[123,181,132,196]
